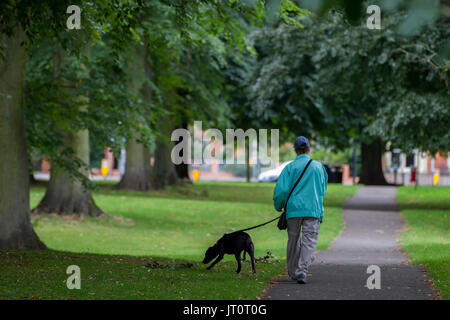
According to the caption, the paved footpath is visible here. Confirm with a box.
[261,186,436,300]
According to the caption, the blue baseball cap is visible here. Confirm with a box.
[294,136,310,149]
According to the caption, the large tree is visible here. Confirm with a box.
[26,33,152,212]
[115,46,154,191]
[247,9,449,184]
[0,26,46,248]
[0,1,77,248]
[35,129,103,216]
[115,0,307,190]
[28,47,101,216]
[0,0,142,247]
[0,0,310,248]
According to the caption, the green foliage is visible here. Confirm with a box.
[0,1,138,57]
[247,9,449,153]
[16,1,257,187]
[311,148,350,167]
[89,136,105,169]
[366,19,450,154]
[151,0,309,130]
[369,91,449,154]
[279,143,296,162]
[25,37,152,189]
[3,0,310,190]
[303,0,443,32]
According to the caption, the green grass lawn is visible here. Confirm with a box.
[0,182,357,299]
[396,186,450,299]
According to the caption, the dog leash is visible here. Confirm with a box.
[226,214,282,235]
[226,159,313,235]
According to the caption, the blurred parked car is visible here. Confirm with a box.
[258,161,292,182]
[258,161,342,183]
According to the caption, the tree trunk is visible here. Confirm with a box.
[152,112,178,190]
[152,84,179,190]
[175,159,190,180]
[34,129,102,216]
[115,46,154,191]
[174,119,191,181]
[359,139,389,185]
[115,137,153,191]
[246,139,251,182]
[0,27,46,249]
[153,131,179,190]
[29,173,38,185]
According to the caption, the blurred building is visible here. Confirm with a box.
[383,149,449,185]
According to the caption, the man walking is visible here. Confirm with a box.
[273,136,328,284]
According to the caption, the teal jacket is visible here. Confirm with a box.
[273,155,328,222]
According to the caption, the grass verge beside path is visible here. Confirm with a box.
[0,182,357,299]
[397,186,450,299]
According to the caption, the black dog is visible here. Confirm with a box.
[202,231,256,274]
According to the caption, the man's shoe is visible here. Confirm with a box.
[297,273,307,284]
